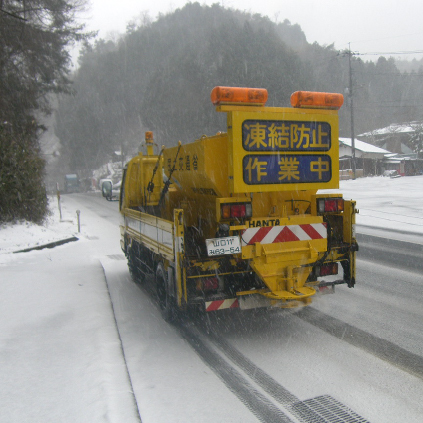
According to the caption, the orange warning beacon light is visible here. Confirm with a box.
[211,86,268,106]
[290,91,344,110]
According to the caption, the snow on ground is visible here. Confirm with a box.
[0,198,77,255]
[337,175,423,234]
[324,175,423,243]
[0,195,140,423]
[0,175,421,422]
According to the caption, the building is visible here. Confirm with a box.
[338,138,391,178]
[358,122,423,175]
[339,138,423,177]
[382,153,423,176]
[358,123,420,155]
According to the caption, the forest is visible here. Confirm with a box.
[55,2,423,172]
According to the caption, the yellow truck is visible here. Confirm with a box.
[119,87,358,321]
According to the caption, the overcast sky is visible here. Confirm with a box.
[81,0,423,61]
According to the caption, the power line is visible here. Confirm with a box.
[364,104,423,107]
[354,72,423,76]
[359,106,423,109]
[339,32,423,48]
[358,50,423,56]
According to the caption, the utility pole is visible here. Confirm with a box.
[348,43,356,179]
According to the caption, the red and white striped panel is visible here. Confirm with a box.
[241,223,327,246]
[205,298,239,312]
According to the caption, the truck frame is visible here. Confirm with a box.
[119,87,359,321]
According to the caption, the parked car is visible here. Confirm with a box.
[101,179,120,201]
[383,170,401,178]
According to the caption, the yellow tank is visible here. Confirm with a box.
[163,132,230,199]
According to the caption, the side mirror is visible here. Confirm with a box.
[102,181,113,198]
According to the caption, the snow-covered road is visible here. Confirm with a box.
[1,175,422,422]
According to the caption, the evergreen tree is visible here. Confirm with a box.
[0,0,92,223]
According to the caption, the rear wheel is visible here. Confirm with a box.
[127,243,144,284]
[156,262,178,322]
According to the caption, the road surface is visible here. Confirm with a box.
[77,193,423,423]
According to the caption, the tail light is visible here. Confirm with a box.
[315,263,338,277]
[317,197,344,213]
[221,203,252,219]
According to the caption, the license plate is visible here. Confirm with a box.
[206,236,241,256]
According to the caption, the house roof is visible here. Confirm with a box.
[359,122,423,137]
[339,138,391,154]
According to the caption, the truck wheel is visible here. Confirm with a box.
[127,244,143,284]
[156,262,177,323]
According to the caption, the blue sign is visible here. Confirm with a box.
[243,154,332,185]
[242,120,331,152]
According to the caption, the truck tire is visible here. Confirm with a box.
[127,244,144,284]
[156,262,178,323]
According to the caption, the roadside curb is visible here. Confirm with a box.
[13,236,79,253]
